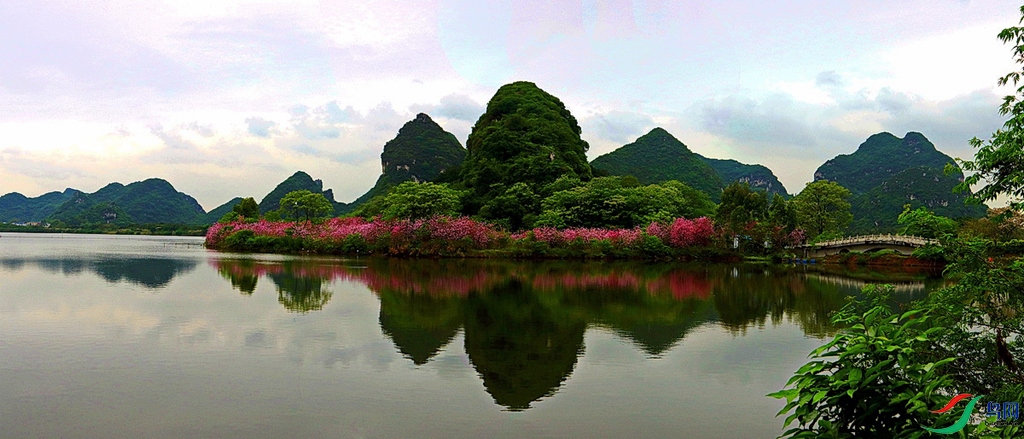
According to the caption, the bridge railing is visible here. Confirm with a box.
[795,234,939,248]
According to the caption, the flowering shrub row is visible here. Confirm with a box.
[207,216,502,256]
[206,215,730,259]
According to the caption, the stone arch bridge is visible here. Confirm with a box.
[794,234,939,259]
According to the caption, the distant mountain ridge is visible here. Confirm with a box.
[813,132,986,233]
[815,132,953,195]
[0,188,81,222]
[590,127,788,200]
[590,128,724,199]
[48,178,205,226]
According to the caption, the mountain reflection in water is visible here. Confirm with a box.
[0,256,198,288]
[212,258,937,411]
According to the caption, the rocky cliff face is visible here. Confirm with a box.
[701,157,788,197]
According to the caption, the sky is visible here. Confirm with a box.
[0,0,1020,210]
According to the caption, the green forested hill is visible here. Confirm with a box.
[459,81,593,213]
[814,132,954,195]
[349,113,466,207]
[258,171,346,214]
[848,166,987,234]
[48,178,205,225]
[0,188,81,222]
[49,198,135,227]
[814,132,986,234]
[700,157,788,197]
[590,128,723,199]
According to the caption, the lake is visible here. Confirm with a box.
[0,233,944,438]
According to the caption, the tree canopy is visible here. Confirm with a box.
[279,190,333,222]
[957,7,1024,214]
[896,206,957,238]
[792,180,853,240]
[535,177,715,229]
[219,197,260,223]
[358,181,463,220]
[716,182,768,231]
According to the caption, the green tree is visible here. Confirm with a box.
[480,182,540,230]
[897,206,957,239]
[220,197,260,223]
[661,180,717,218]
[768,286,1021,438]
[234,197,260,218]
[716,182,768,231]
[792,180,853,240]
[957,6,1024,213]
[768,194,797,231]
[363,181,463,220]
[279,190,333,222]
[263,210,282,221]
[535,177,713,229]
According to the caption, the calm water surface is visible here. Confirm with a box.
[0,233,943,438]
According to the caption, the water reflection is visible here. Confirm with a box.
[378,288,462,365]
[711,265,843,337]
[0,257,197,288]
[212,258,938,411]
[464,278,586,410]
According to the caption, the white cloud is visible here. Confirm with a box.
[0,0,1020,208]
[581,111,657,145]
[879,22,1017,101]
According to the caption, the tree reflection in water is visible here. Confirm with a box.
[211,258,937,410]
[216,259,333,313]
[378,288,462,365]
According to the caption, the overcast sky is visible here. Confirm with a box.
[0,0,1019,210]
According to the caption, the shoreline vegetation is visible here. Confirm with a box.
[202,215,959,267]
[204,215,743,261]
